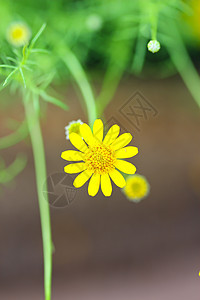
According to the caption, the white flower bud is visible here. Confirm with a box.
[86,14,103,32]
[65,119,83,140]
[147,40,161,53]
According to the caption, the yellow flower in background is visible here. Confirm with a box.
[124,174,150,202]
[61,119,138,197]
[184,0,200,40]
[65,119,83,140]
[6,22,31,47]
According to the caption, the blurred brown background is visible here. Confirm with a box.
[1,76,200,299]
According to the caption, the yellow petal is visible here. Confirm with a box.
[64,162,86,174]
[93,119,103,143]
[101,173,112,196]
[80,123,95,145]
[61,150,84,161]
[103,124,120,145]
[115,146,138,159]
[73,169,93,188]
[111,133,132,151]
[88,173,100,196]
[114,160,136,174]
[69,132,88,152]
[109,169,126,188]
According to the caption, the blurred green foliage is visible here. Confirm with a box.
[0,0,197,81]
[0,0,199,183]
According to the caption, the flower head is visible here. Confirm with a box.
[123,174,150,202]
[6,22,31,47]
[147,40,160,53]
[65,119,83,140]
[61,119,138,197]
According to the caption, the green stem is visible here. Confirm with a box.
[23,96,52,300]
[96,65,123,116]
[97,39,132,116]
[149,1,158,40]
[62,47,97,125]
[0,120,28,149]
[132,22,147,74]
[163,22,200,108]
[0,153,27,184]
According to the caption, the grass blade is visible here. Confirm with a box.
[3,68,18,87]
[40,90,68,110]
[30,23,46,49]
[19,68,26,88]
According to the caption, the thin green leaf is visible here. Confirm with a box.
[12,48,21,58]
[30,23,46,49]
[30,48,50,54]
[38,71,55,89]
[40,90,68,110]
[22,44,28,60]
[3,68,18,87]
[23,65,33,72]
[0,65,16,69]
[0,120,28,149]
[26,60,37,66]
[0,153,27,184]
[19,68,26,88]
[6,57,18,64]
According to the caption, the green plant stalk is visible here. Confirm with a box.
[23,96,52,300]
[163,22,200,108]
[149,1,158,40]
[62,47,97,126]
[132,22,147,74]
[0,121,28,150]
[167,46,200,107]
[96,65,123,117]
[97,38,132,116]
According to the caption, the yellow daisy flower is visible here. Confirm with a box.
[6,22,31,47]
[123,174,150,202]
[61,119,138,197]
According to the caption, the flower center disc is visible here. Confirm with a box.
[84,144,116,174]
[12,28,24,40]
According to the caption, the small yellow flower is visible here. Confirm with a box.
[61,119,138,197]
[6,22,31,47]
[123,174,150,202]
[184,0,200,40]
[65,119,83,140]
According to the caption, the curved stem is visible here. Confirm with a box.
[0,153,27,184]
[0,120,28,150]
[62,47,97,125]
[23,96,52,300]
